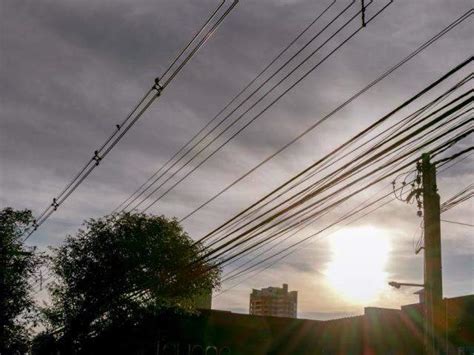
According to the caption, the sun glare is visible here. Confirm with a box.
[324,226,391,304]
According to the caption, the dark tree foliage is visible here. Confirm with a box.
[0,207,42,354]
[45,212,220,348]
[31,332,58,355]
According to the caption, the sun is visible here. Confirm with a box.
[324,226,391,304]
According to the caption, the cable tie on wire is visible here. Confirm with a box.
[153,77,164,95]
[51,198,59,211]
[93,150,102,166]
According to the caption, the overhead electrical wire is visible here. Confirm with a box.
[440,182,474,213]
[210,145,467,298]
[34,5,470,304]
[208,130,473,284]
[207,89,472,261]
[221,98,472,274]
[441,219,474,227]
[138,1,396,212]
[215,143,474,297]
[220,194,397,284]
[211,83,472,246]
[112,0,338,213]
[221,160,416,281]
[32,2,382,302]
[128,76,472,304]
[198,69,472,250]
[192,88,472,263]
[214,195,397,296]
[202,118,473,267]
[178,10,474,223]
[119,0,395,213]
[195,57,473,248]
[141,6,471,218]
[203,105,470,292]
[115,0,352,213]
[23,0,239,241]
[205,77,473,250]
[220,113,472,279]
[208,112,474,258]
[31,4,474,302]
[132,59,473,300]
[223,145,470,282]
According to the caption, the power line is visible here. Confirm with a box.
[127,79,473,304]
[215,142,474,296]
[201,67,472,248]
[112,0,338,214]
[222,144,474,288]
[115,0,353,213]
[221,119,471,281]
[179,10,474,223]
[210,111,470,264]
[191,89,472,267]
[208,124,473,268]
[222,101,471,276]
[23,1,238,241]
[441,219,474,227]
[211,132,472,286]
[195,59,473,248]
[440,182,474,213]
[210,89,471,247]
[216,163,472,295]
[140,1,395,212]
[122,1,394,213]
[221,162,410,282]
[211,96,472,261]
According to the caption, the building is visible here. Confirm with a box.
[249,283,297,318]
[34,294,474,354]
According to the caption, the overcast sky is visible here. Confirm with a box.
[1,0,472,319]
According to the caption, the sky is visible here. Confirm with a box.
[1,0,473,319]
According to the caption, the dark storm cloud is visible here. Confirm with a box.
[1,0,472,316]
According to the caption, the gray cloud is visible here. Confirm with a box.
[1,0,472,317]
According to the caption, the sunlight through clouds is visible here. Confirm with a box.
[324,226,392,304]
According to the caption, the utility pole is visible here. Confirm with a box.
[421,153,443,355]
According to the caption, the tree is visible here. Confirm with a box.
[0,207,42,354]
[45,212,221,348]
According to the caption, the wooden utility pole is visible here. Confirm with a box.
[421,153,443,355]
